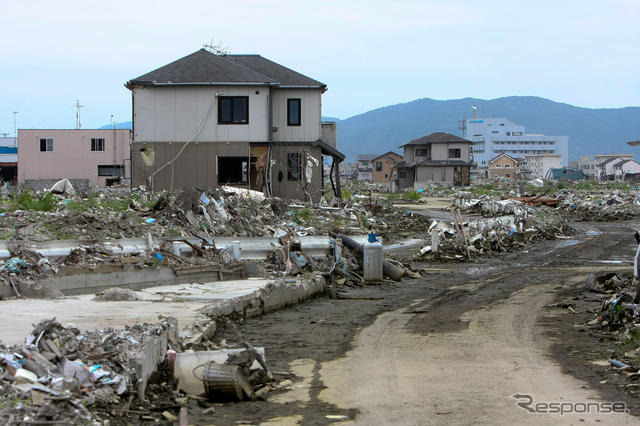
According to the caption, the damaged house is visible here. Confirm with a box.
[396,132,473,188]
[126,48,344,201]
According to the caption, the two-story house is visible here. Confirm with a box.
[397,132,472,188]
[125,49,344,201]
[372,151,403,183]
[488,153,517,179]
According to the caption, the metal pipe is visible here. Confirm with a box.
[330,232,404,281]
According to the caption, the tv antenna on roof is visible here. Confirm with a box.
[472,106,477,119]
[75,99,84,129]
[203,40,231,55]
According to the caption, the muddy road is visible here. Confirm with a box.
[202,222,640,425]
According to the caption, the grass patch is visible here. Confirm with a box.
[401,191,421,201]
[291,208,312,225]
[341,189,353,200]
[13,189,57,212]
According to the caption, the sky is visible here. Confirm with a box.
[1,0,639,134]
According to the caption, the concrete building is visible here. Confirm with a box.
[397,132,473,188]
[524,154,562,179]
[0,137,17,184]
[18,129,130,189]
[467,117,569,170]
[126,49,343,202]
[488,153,517,179]
[578,156,598,178]
[355,154,377,182]
[372,151,403,183]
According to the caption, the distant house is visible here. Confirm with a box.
[125,48,344,202]
[524,154,562,180]
[0,137,17,184]
[547,168,588,180]
[488,153,517,179]
[17,129,131,190]
[397,132,473,188]
[597,157,625,180]
[613,159,640,180]
[356,154,377,182]
[372,151,403,183]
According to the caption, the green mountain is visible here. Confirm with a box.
[335,96,640,162]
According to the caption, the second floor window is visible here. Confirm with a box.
[91,138,105,152]
[287,99,301,126]
[449,148,461,158]
[218,96,249,124]
[415,148,429,157]
[40,138,54,152]
[376,161,382,171]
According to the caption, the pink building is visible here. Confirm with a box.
[18,129,130,188]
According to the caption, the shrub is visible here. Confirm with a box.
[401,191,421,201]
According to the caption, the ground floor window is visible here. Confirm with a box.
[98,164,123,176]
[218,157,248,184]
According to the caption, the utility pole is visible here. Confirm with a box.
[12,112,19,139]
[75,100,84,129]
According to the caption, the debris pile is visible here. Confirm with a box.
[559,190,640,221]
[0,316,278,424]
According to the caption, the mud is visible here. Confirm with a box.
[190,221,640,424]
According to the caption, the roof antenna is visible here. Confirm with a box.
[203,39,231,56]
[472,106,477,119]
[75,99,84,129]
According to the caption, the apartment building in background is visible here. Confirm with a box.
[467,117,568,171]
[0,137,17,184]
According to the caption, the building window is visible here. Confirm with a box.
[506,132,510,136]
[287,98,301,126]
[98,164,123,176]
[39,138,54,152]
[91,138,105,152]
[448,148,461,159]
[218,96,249,124]
[361,161,368,166]
[512,131,522,136]
[496,164,502,168]
[287,152,301,181]
[505,164,511,168]
[376,161,382,171]
[218,157,248,184]
[505,173,511,178]
[415,148,429,157]
[492,131,499,134]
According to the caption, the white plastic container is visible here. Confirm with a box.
[363,233,383,283]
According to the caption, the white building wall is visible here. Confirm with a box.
[132,86,269,143]
[525,155,562,179]
[467,118,568,168]
[271,88,321,142]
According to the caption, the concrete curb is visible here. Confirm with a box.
[198,273,327,319]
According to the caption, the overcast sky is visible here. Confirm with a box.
[1,0,638,133]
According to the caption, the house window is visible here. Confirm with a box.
[218,157,248,184]
[361,161,368,166]
[287,98,301,126]
[448,148,461,159]
[91,138,105,152]
[496,164,502,168]
[39,138,54,152]
[98,164,123,176]
[287,152,301,181]
[376,161,382,171]
[505,164,511,168]
[415,148,429,157]
[218,96,249,124]
[505,173,511,178]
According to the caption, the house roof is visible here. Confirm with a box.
[410,159,471,167]
[614,159,640,168]
[356,154,378,161]
[597,157,623,167]
[399,132,472,147]
[372,151,403,162]
[126,49,325,89]
[488,153,516,164]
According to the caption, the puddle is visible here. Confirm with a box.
[586,230,602,236]
[597,260,625,264]
[559,240,581,247]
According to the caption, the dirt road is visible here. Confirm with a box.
[204,222,640,425]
